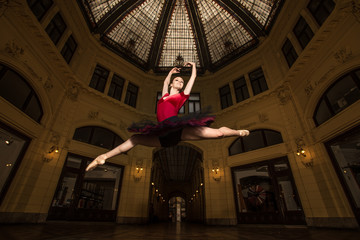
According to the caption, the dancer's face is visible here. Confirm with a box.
[171,77,184,90]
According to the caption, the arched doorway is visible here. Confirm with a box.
[149,143,205,223]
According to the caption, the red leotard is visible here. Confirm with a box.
[157,92,189,122]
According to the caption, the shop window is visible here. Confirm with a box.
[282,38,298,68]
[27,0,53,21]
[108,74,124,101]
[89,65,109,92]
[307,0,335,26]
[313,68,360,126]
[0,123,30,205]
[219,84,233,109]
[73,126,124,150]
[61,35,77,64]
[293,16,314,49]
[49,154,124,221]
[229,129,283,156]
[231,158,305,224]
[233,76,249,103]
[124,82,138,108]
[249,68,268,96]
[0,64,43,122]
[45,12,67,45]
[326,126,360,223]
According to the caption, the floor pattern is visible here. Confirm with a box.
[0,222,359,240]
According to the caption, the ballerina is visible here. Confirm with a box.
[86,62,249,171]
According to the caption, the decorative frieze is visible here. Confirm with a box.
[4,40,24,58]
[66,83,80,101]
[333,46,353,64]
[276,85,291,105]
[304,83,313,96]
[258,113,269,123]
[88,111,99,120]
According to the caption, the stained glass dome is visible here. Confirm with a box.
[78,0,283,73]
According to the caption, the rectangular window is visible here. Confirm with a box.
[45,12,67,45]
[125,82,138,108]
[307,0,335,26]
[27,0,53,21]
[233,77,249,103]
[293,16,314,49]
[249,68,268,95]
[219,84,233,109]
[188,93,201,113]
[108,74,124,101]
[89,65,109,92]
[282,38,298,68]
[61,35,77,64]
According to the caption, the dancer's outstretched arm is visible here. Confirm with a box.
[162,67,180,96]
[183,62,196,95]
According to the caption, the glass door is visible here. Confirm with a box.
[232,157,305,224]
[48,153,124,221]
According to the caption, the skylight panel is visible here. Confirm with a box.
[158,0,200,68]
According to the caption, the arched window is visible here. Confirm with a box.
[313,68,360,126]
[229,129,283,156]
[0,64,43,123]
[73,126,124,150]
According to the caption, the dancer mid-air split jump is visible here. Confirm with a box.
[86,61,249,171]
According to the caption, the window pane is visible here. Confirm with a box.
[51,171,78,207]
[264,130,283,146]
[80,164,123,210]
[90,128,115,150]
[233,165,277,213]
[0,70,31,109]
[328,129,360,207]
[243,130,265,151]
[73,127,92,143]
[65,155,82,169]
[28,0,54,21]
[24,95,43,122]
[277,176,302,211]
[229,138,243,155]
[89,65,109,92]
[0,127,28,202]
[314,99,332,125]
[326,76,359,114]
[282,38,298,67]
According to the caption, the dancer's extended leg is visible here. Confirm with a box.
[181,126,249,141]
[86,134,161,171]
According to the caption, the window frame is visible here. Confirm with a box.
[233,76,250,103]
[89,65,110,93]
[108,73,125,101]
[61,35,77,64]
[45,12,67,45]
[124,82,139,108]
[219,84,233,109]
[282,38,298,68]
[249,67,268,96]
[293,16,314,50]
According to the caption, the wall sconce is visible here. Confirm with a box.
[134,166,144,181]
[296,147,306,157]
[295,139,313,168]
[43,145,59,162]
[212,167,221,181]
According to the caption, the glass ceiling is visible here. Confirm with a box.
[78,0,283,73]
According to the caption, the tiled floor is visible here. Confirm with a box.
[0,222,359,240]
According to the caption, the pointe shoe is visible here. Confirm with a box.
[238,130,250,137]
[86,154,107,172]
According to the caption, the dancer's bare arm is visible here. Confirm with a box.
[183,62,196,95]
[162,67,180,96]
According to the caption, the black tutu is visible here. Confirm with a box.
[127,111,215,135]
